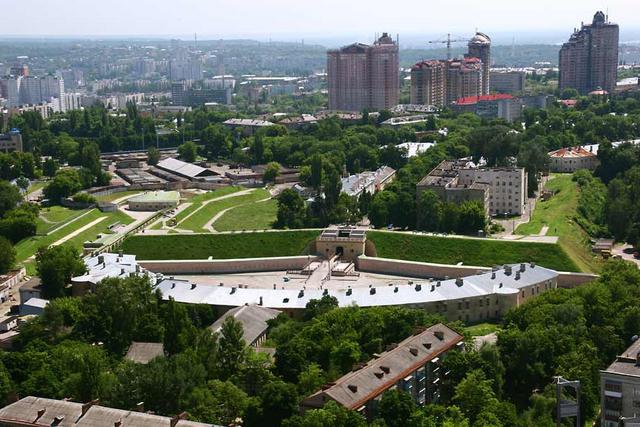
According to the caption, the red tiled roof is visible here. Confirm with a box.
[548,146,597,158]
[454,94,514,106]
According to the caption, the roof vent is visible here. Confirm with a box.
[230,287,237,294]
[346,288,352,296]
[36,409,46,421]
[298,290,304,298]
[455,278,463,287]
[171,283,175,289]
[430,285,435,292]
[370,288,376,295]
[409,347,419,356]
[436,281,441,287]
[115,420,122,427]
[394,287,398,293]
[491,272,496,279]
[282,297,289,303]
[423,342,432,349]
[190,283,196,290]
[380,366,390,374]
[530,261,536,268]
[323,289,328,296]
[53,416,65,425]
[348,384,358,393]
[415,284,422,291]
[504,265,512,275]
[515,271,521,280]
[374,371,384,379]
[434,331,445,341]
[81,399,99,416]
[499,282,503,288]
[520,263,526,272]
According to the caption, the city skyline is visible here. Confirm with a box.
[1,0,639,43]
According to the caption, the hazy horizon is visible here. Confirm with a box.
[1,0,639,47]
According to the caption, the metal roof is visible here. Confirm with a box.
[72,253,146,286]
[128,191,181,203]
[209,305,281,346]
[125,342,165,364]
[156,158,213,179]
[0,396,220,426]
[303,323,462,409]
[156,262,558,310]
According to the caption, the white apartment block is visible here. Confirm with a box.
[458,168,527,216]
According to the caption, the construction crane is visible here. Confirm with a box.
[427,33,468,60]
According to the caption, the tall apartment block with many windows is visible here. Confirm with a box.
[327,33,399,112]
[559,11,619,94]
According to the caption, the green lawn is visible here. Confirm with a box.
[27,181,46,194]
[37,206,90,234]
[15,209,134,263]
[367,231,579,272]
[179,189,271,232]
[211,198,277,232]
[515,174,602,273]
[95,190,143,203]
[174,186,244,224]
[121,230,320,260]
[464,322,502,337]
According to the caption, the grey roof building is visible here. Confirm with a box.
[302,323,463,420]
[0,396,220,427]
[156,158,216,180]
[209,304,281,347]
[601,339,640,426]
[125,342,165,364]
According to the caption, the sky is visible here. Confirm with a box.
[1,0,639,45]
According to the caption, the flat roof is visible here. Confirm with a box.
[129,191,180,204]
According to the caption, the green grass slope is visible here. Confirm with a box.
[121,230,320,260]
[367,231,579,272]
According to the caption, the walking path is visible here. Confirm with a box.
[45,209,96,236]
[204,196,272,232]
[175,189,254,228]
[27,217,107,260]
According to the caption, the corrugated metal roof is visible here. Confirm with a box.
[125,342,165,364]
[209,305,281,346]
[157,158,211,179]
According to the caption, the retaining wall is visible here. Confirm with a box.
[139,255,319,275]
[357,256,490,279]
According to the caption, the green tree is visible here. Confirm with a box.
[163,298,196,355]
[377,389,416,427]
[42,158,59,177]
[35,244,86,298]
[458,201,487,235]
[303,295,338,321]
[15,177,29,192]
[147,147,161,166]
[0,237,16,274]
[43,169,82,202]
[276,189,307,229]
[0,181,21,217]
[178,141,198,162]
[452,370,499,424]
[283,401,366,427]
[185,380,251,425]
[217,317,247,379]
[417,190,443,231]
[263,162,280,184]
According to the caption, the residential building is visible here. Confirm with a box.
[0,396,220,427]
[559,11,619,94]
[417,160,527,216]
[71,252,150,296]
[156,157,217,180]
[600,339,640,426]
[170,58,203,81]
[411,60,446,106]
[467,32,492,95]
[127,191,181,211]
[209,305,281,347]
[548,146,599,172]
[19,277,42,303]
[341,166,396,197]
[327,33,399,112]
[301,323,463,420]
[20,298,48,316]
[223,118,275,135]
[451,94,523,122]
[410,33,490,107]
[0,130,23,152]
[490,70,526,94]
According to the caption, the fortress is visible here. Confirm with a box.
[76,227,574,323]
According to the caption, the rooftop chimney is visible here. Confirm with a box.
[491,272,496,279]
[515,271,521,280]
[35,408,46,421]
[455,278,463,287]
[190,283,196,290]
[415,284,422,291]
[520,263,526,272]
[504,265,512,275]
[370,288,376,295]
[170,412,188,427]
[259,296,263,306]
[434,331,445,341]
[409,347,419,356]
[81,399,99,416]
[118,249,123,257]
[348,384,358,393]
[380,365,390,374]
[374,371,384,379]
[423,342,432,349]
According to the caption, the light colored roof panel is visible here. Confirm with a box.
[209,305,281,345]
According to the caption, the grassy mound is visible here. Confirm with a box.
[367,231,579,272]
[121,230,320,260]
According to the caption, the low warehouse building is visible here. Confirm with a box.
[127,190,180,211]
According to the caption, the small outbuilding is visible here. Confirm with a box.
[127,191,180,211]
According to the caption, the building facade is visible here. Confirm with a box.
[0,130,23,152]
[467,32,491,95]
[490,71,526,94]
[417,160,528,216]
[559,11,619,94]
[410,60,446,106]
[548,147,599,172]
[327,33,399,112]
[600,339,640,426]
